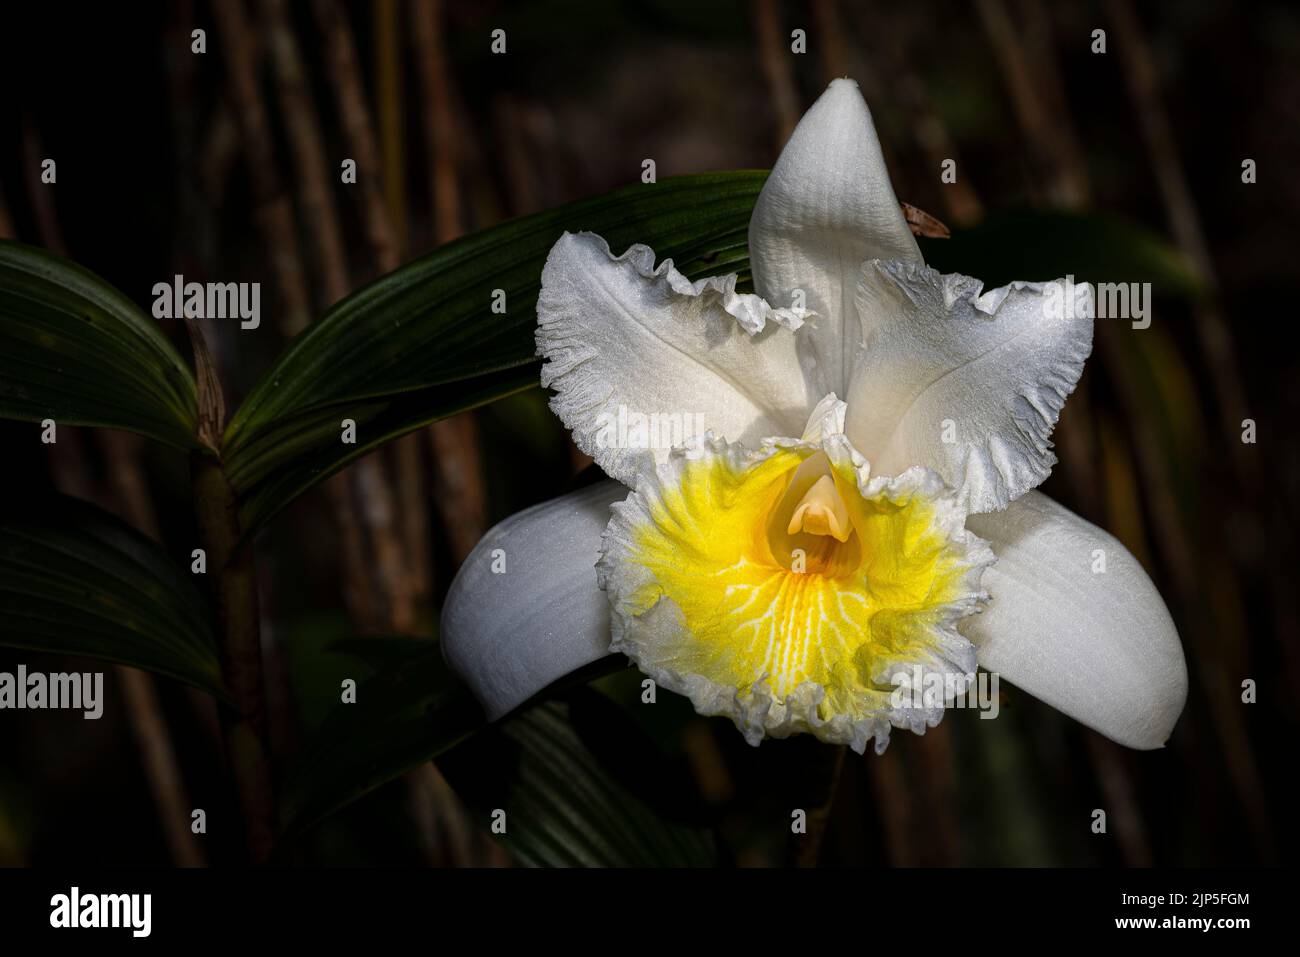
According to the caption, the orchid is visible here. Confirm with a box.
[442,79,1188,754]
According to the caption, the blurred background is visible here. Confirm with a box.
[0,0,1296,866]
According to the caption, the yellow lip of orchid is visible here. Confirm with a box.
[598,398,995,754]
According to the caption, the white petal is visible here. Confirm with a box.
[749,78,921,397]
[844,261,1093,513]
[440,481,622,719]
[964,492,1187,749]
[537,231,814,486]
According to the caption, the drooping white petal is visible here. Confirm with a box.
[963,491,1187,750]
[441,481,622,719]
[844,260,1093,514]
[537,231,814,486]
[749,78,921,398]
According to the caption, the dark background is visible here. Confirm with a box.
[0,0,1296,866]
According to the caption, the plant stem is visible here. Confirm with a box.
[187,315,273,863]
[193,453,276,864]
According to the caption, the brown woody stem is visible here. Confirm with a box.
[192,453,276,864]
[187,317,273,863]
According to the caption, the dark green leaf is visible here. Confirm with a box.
[0,241,198,449]
[233,365,537,533]
[919,209,1205,298]
[223,172,767,532]
[445,696,717,867]
[280,639,627,836]
[279,640,484,835]
[0,496,224,697]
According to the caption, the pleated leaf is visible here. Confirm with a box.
[0,496,223,697]
[223,172,766,532]
[0,241,198,450]
[280,642,625,836]
[279,641,485,834]
[448,697,717,867]
[919,209,1204,296]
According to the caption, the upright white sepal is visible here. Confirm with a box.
[749,78,922,398]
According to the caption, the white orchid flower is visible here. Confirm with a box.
[442,79,1188,754]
